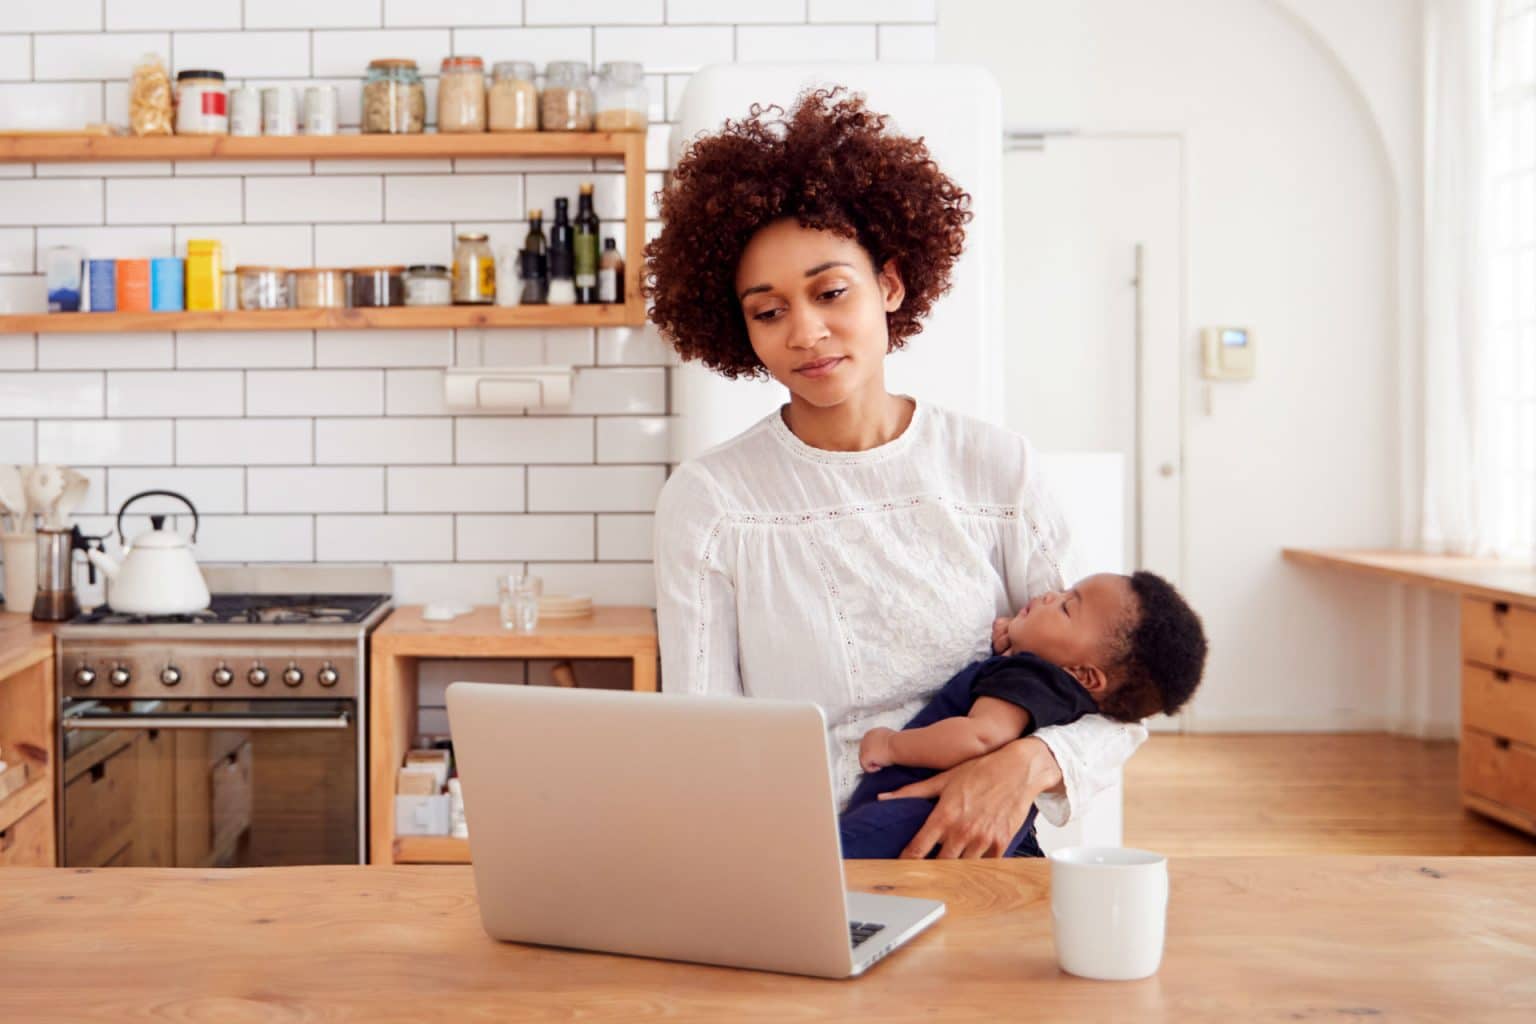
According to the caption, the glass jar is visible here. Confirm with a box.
[362,59,425,134]
[237,266,289,310]
[594,61,647,132]
[488,61,538,132]
[291,268,347,309]
[438,55,486,133]
[540,61,593,132]
[349,266,405,307]
[452,234,495,305]
[404,265,451,306]
[175,70,228,135]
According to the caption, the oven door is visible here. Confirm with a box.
[60,698,359,868]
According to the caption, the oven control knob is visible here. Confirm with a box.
[109,665,131,688]
[160,665,182,687]
[282,664,304,688]
[247,665,269,688]
[212,665,234,687]
[74,666,97,687]
[317,664,339,688]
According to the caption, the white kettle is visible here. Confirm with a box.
[87,490,211,616]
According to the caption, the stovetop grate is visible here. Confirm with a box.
[70,593,389,627]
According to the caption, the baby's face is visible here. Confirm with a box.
[1005,573,1136,669]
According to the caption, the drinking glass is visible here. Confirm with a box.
[499,573,542,631]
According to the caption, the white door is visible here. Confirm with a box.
[1002,135,1186,726]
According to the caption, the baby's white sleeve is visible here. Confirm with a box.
[654,465,743,697]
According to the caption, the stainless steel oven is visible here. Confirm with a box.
[55,567,390,868]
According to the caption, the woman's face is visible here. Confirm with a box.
[734,218,905,407]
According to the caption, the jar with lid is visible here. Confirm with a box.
[349,266,405,307]
[175,70,228,135]
[540,61,593,131]
[291,268,346,309]
[594,61,647,132]
[452,233,495,304]
[488,61,538,132]
[362,59,425,134]
[237,266,289,310]
[438,56,487,133]
[404,265,451,306]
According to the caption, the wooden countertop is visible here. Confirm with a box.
[1,858,1533,1020]
[373,605,656,658]
[0,611,53,681]
[1284,548,1536,605]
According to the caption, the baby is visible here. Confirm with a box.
[840,570,1208,859]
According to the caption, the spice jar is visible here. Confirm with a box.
[175,69,228,135]
[438,55,487,133]
[362,59,425,134]
[349,266,405,307]
[540,61,593,131]
[488,61,538,132]
[237,266,289,310]
[452,233,495,304]
[594,61,647,132]
[261,86,297,135]
[404,265,451,306]
[292,268,347,309]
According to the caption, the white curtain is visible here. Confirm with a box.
[1422,0,1500,556]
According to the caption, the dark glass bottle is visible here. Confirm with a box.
[547,197,576,306]
[573,182,600,304]
[520,208,548,305]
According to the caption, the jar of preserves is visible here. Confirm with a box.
[349,266,405,307]
[237,266,289,310]
[594,61,647,132]
[404,265,451,306]
[438,55,487,133]
[452,233,495,305]
[488,61,538,132]
[175,69,228,135]
[292,268,346,309]
[362,59,425,134]
[540,61,593,131]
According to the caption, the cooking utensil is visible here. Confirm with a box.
[50,469,89,530]
[24,465,63,527]
[0,464,26,532]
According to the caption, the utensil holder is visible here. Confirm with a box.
[0,531,37,615]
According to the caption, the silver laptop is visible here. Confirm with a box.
[445,683,945,978]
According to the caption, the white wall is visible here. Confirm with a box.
[941,0,1427,731]
[0,0,938,610]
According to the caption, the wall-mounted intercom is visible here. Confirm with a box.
[1201,326,1255,380]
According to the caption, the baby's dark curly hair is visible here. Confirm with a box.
[1097,572,1209,723]
[644,87,972,378]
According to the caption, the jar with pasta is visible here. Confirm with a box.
[594,61,647,132]
[438,55,487,133]
[540,61,593,132]
[362,59,425,134]
[488,61,538,132]
[129,53,173,136]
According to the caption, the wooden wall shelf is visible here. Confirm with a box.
[0,131,649,329]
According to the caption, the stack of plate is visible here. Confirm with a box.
[538,593,593,619]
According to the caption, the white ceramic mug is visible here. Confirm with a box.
[1049,845,1168,981]
[0,531,37,615]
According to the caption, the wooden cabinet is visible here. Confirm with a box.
[1462,596,1536,834]
[0,615,56,867]
[0,802,51,866]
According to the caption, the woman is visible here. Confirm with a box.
[648,89,1145,858]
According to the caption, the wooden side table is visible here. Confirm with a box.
[369,606,658,865]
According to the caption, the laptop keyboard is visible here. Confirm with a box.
[849,920,886,948]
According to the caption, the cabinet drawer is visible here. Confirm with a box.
[1462,663,1536,749]
[1463,597,1536,677]
[63,741,137,867]
[0,802,52,867]
[1461,728,1536,825]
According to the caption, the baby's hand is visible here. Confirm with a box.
[859,727,897,773]
[992,616,1014,655]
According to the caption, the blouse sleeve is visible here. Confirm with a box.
[654,463,743,697]
[1006,438,1149,827]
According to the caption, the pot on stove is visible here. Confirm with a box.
[86,490,211,616]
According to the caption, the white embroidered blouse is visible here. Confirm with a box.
[653,400,1147,826]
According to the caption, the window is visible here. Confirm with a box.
[1489,0,1536,556]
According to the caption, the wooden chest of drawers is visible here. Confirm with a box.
[1461,596,1536,834]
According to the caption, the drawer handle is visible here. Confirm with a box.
[1495,737,1512,750]
[1494,670,1511,683]
[90,762,106,783]
[1493,601,1510,616]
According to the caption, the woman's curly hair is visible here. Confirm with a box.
[644,87,973,379]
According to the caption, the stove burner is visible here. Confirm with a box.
[72,593,388,627]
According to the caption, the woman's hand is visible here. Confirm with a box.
[991,616,1013,655]
[878,736,1063,858]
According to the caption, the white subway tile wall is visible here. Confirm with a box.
[0,1,935,604]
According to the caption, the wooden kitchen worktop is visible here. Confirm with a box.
[0,611,53,682]
[1282,548,1536,605]
[1,858,1533,1020]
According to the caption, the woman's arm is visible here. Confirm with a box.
[654,465,743,697]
